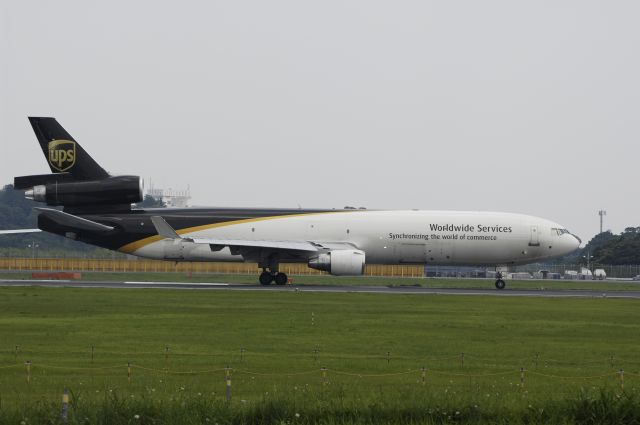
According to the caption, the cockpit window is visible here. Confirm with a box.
[551,228,570,236]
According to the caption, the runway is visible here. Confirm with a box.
[1,279,640,299]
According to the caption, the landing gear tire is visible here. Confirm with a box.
[259,271,274,286]
[274,272,288,285]
[495,279,506,290]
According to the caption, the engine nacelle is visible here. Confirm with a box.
[308,249,366,276]
[25,175,143,207]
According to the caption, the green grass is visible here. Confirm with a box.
[0,287,640,423]
[2,270,640,291]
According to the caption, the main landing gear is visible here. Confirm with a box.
[495,272,506,290]
[259,270,288,286]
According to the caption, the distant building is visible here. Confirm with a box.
[147,185,191,208]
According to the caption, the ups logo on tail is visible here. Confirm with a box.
[48,140,76,172]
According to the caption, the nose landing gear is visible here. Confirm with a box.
[495,271,506,290]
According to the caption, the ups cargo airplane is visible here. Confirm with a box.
[2,118,580,289]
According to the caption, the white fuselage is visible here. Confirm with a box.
[132,210,580,266]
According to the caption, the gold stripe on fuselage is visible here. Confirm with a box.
[118,211,352,254]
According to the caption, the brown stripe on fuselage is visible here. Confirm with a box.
[118,210,353,254]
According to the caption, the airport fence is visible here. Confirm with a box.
[0,349,637,394]
[1,258,639,279]
[0,258,425,278]
[514,263,640,279]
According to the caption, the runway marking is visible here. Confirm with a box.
[124,281,229,286]
[0,280,639,299]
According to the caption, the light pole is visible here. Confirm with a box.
[582,250,594,271]
[598,210,606,234]
[27,241,39,259]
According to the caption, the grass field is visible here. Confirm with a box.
[3,270,640,292]
[0,285,640,424]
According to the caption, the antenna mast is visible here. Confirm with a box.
[598,210,606,234]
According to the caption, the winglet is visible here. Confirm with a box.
[150,216,180,239]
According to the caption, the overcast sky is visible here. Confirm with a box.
[1,1,638,243]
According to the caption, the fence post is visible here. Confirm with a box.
[240,348,245,362]
[461,352,464,368]
[127,362,132,384]
[25,360,32,384]
[321,367,328,385]
[165,346,169,369]
[387,351,390,365]
[421,366,426,385]
[225,366,232,402]
[619,369,624,390]
[520,367,525,387]
[61,388,69,423]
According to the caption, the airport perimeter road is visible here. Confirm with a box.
[1,279,640,299]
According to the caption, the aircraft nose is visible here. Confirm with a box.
[571,233,582,245]
[564,234,581,254]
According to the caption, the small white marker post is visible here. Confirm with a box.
[225,367,232,402]
[61,388,69,423]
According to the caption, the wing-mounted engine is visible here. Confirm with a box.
[308,249,366,276]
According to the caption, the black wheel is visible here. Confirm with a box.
[259,271,274,285]
[495,279,506,290]
[274,272,288,285]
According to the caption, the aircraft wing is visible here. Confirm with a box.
[150,216,356,254]
[150,215,319,253]
[191,238,319,252]
[0,229,42,234]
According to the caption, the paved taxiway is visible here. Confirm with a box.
[1,279,640,299]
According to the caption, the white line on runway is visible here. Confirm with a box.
[124,281,229,286]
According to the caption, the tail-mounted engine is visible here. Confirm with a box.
[22,175,143,207]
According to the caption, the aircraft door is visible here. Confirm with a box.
[440,241,454,263]
[529,225,540,247]
[424,240,453,264]
[396,243,427,264]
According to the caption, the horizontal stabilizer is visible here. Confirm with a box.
[0,229,42,235]
[35,207,114,232]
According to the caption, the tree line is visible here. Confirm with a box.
[587,228,640,265]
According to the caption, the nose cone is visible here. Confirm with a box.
[561,234,581,255]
